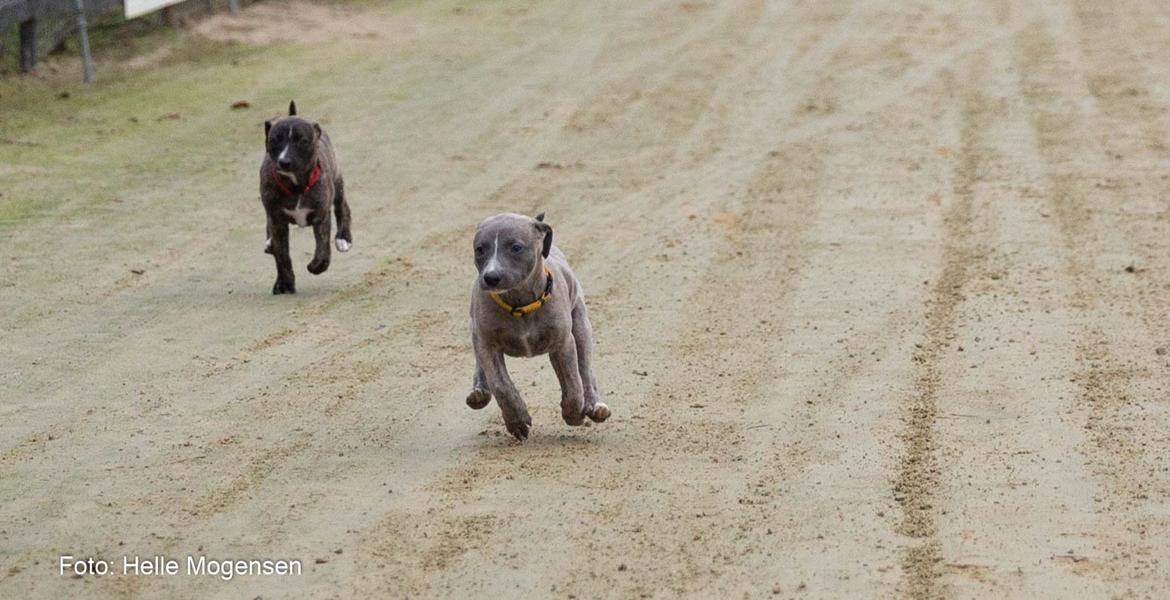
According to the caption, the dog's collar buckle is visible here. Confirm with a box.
[490,267,554,318]
[272,161,322,197]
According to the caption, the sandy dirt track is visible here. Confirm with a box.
[3,0,1170,598]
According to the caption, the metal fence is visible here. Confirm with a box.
[1,0,242,81]
[1,0,121,74]
[0,0,121,27]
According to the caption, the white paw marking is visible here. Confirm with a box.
[335,238,351,252]
[265,237,272,250]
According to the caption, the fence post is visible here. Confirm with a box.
[19,18,36,72]
[73,0,94,82]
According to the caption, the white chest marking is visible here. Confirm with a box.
[283,206,311,227]
[513,320,534,357]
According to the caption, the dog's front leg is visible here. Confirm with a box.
[307,216,332,274]
[474,341,531,440]
[549,335,586,426]
[333,176,353,252]
[269,217,295,294]
[466,335,493,410]
[572,302,609,422]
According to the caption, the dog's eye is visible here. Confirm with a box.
[510,243,524,253]
[474,245,485,256]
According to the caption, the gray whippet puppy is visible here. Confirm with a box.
[467,213,610,440]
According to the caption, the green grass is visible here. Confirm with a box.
[0,0,561,229]
[0,193,40,224]
[0,31,329,226]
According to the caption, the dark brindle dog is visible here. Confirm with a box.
[260,101,353,294]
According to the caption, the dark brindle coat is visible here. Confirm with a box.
[260,101,353,295]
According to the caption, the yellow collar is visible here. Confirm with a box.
[490,267,553,318]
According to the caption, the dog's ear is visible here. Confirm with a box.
[534,220,552,258]
[288,100,297,116]
[264,120,272,137]
[313,122,322,140]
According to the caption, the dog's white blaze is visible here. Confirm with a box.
[335,238,351,252]
[275,146,299,183]
[485,235,500,273]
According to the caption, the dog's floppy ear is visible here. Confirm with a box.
[533,217,552,258]
[313,122,322,140]
[288,100,297,116]
[264,120,272,136]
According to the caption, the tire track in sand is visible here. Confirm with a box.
[1012,2,1170,589]
[894,72,988,599]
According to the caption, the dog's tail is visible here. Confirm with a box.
[288,100,297,116]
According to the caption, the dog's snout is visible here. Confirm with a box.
[277,158,293,170]
[482,271,502,287]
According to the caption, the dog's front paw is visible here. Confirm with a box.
[505,418,531,441]
[587,402,611,423]
[264,238,273,255]
[272,278,296,295]
[562,406,586,427]
[307,257,330,275]
[466,388,492,410]
[335,235,352,253]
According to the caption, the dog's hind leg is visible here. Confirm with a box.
[333,177,353,252]
[466,358,493,409]
[572,301,609,422]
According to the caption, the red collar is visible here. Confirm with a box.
[272,161,322,197]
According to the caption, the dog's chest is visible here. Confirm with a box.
[282,206,312,227]
[499,323,552,358]
[280,197,313,227]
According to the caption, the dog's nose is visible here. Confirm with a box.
[277,158,293,170]
[482,272,502,287]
